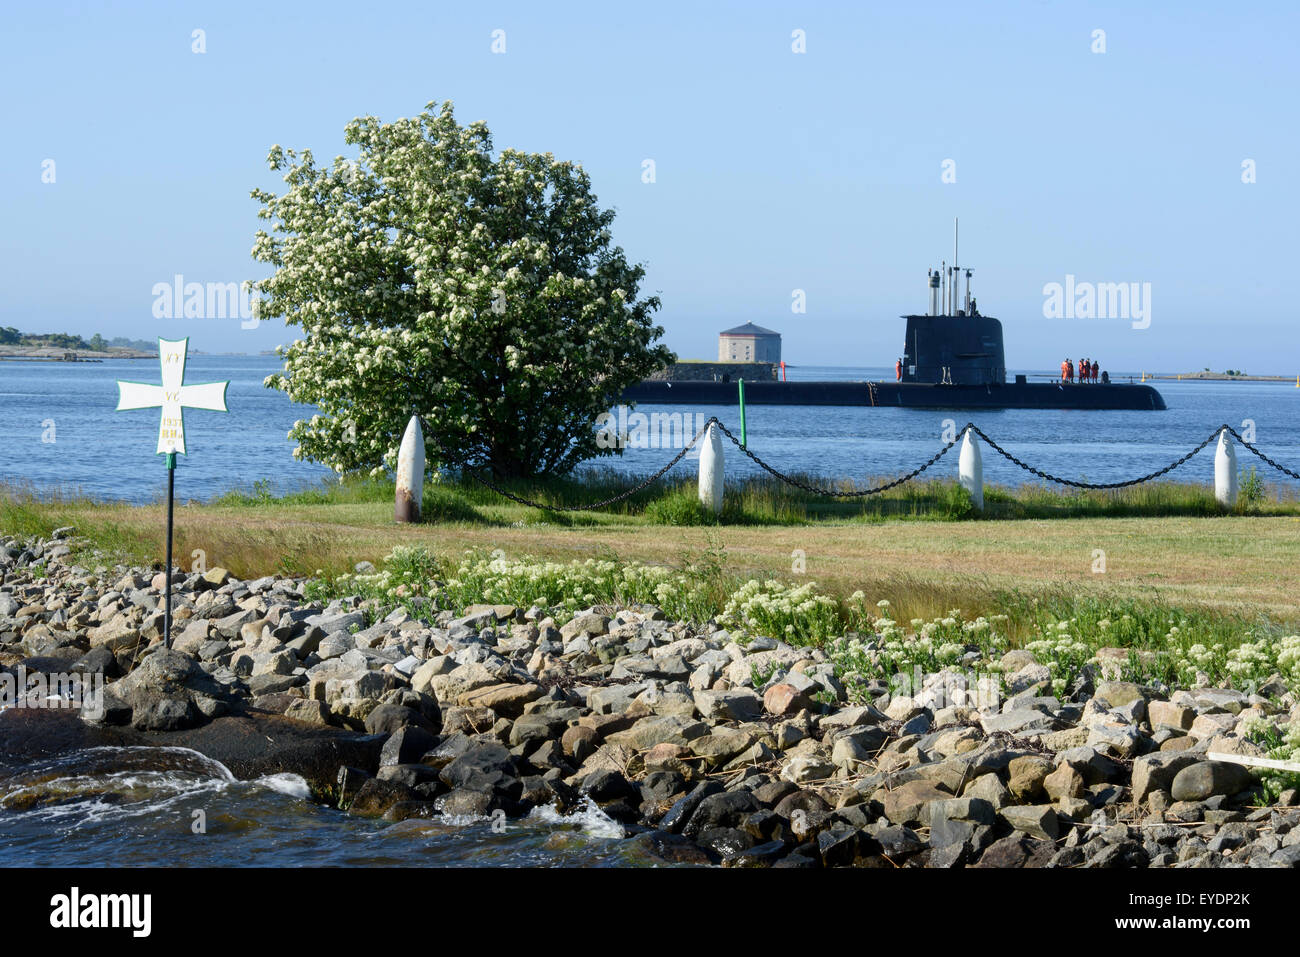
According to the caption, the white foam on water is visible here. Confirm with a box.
[253,773,311,798]
[527,796,625,839]
[0,745,240,825]
[433,813,494,828]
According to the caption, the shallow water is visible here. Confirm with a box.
[0,744,666,867]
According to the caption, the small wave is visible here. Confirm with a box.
[527,796,625,839]
[0,745,239,824]
[253,773,311,799]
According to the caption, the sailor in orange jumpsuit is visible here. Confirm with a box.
[896,358,902,381]
[1079,358,1087,384]
[1092,360,1100,383]
[1066,359,1074,383]
[1061,359,1069,383]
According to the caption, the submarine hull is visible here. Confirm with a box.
[622,380,1167,411]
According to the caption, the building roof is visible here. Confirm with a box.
[719,322,780,337]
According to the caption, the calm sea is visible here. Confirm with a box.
[3,356,1299,501]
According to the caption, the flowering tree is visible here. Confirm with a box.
[252,100,672,479]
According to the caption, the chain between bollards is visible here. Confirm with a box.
[448,419,1300,513]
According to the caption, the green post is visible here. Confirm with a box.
[737,378,747,448]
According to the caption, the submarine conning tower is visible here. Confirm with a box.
[900,222,1006,386]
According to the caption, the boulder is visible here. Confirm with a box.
[763,683,815,716]
[881,780,951,825]
[1169,761,1256,802]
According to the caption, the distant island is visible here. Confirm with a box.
[1152,370,1293,382]
[0,327,155,361]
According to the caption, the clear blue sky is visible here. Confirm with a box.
[3,0,1297,373]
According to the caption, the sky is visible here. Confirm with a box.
[2,0,1297,373]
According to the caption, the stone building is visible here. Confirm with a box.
[717,322,781,363]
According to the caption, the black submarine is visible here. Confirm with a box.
[623,232,1167,412]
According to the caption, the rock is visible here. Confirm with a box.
[963,772,1010,809]
[881,780,951,825]
[691,728,758,767]
[1055,746,1123,784]
[199,567,231,589]
[172,619,211,656]
[1093,681,1145,709]
[105,648,232,731]
[974,834,1056,868]
[819,704,887,731]
[509,712,567,749]
[561,724,599,763]
[283,699,332,726]
[780,754,838,784]
[69,646,119,679]
[1087,724,1145,759]
[929,797,996,827]
[999,649,1038,672]
[1148,700,1195,731]
[763,683,815,716]
[456,682,542,718]
[1190,712,1238,739]
[587,682,654,715]
[1169,761,1257,802]
[379,725,439,766]
[683,790,760,839]
[817,824,865,867]
[346,778,417,816]
[606,715,709,751]
[1000,804,1060,841]
[560,612,609,641]
[1007,755,1053,802]
[725,840,788,868]
[980,709,1057,736]
[438,742,517,794]
[629,829,713,865]
[436,789,498,817]
[694,689,762,722]
[698,827,755,859]
[582,768,637,803]
[1131,752,1201,803]
[660,781,724,834]
[1043,763,1086,801]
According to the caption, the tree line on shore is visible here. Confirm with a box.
[0,328,155,352]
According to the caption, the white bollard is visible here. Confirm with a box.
[395,415,425,523]
[1214,430,1237,508]
[958,430,984,511]
[698,422,724,515]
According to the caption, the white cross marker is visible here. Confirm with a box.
[116,338,229,454]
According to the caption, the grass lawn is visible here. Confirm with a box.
[4,472,1298,629]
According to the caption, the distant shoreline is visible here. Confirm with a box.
[1150,372,1294,382]
[0,347,154,362]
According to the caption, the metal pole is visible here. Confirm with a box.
[164,451,175,648]
[737,378,747,448]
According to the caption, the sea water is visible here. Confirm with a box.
[2,356,1298,500]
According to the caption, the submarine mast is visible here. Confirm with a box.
[900,222,1005,386]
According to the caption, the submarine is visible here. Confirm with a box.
[623,233,1167,412]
